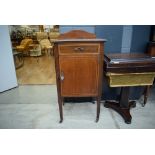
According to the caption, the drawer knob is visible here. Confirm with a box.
[74,47,84,52]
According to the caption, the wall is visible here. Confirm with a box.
[121,25,133,53]
[0,25,17,92]
[59,25,95,34]
[130,25,151,53]
[95,25,123,53]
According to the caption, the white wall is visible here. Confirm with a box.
[0,25,17,92]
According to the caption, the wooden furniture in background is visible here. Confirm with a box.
[16,39,33,56]
[36,32,48,41]
[29,43,42,62]
[39,25,44,32]
[148,42,155,56]
[104,53,155,124]
[35,32,53,55]
[54,30,106,123]
[39,39,53,56]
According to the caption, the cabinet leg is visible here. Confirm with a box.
[58,97,63,123]
[96,97,101,122]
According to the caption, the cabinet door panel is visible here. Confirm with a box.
[59,55,99,96]
[59,56,76,96]
[74,56,99,96]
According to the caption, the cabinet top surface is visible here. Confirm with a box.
[54,38,107,43]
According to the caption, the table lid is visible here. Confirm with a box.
[105,53,155,64]
[104,53,155,73]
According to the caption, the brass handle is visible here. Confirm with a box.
[60,71,64,81]
[74,47,84,52]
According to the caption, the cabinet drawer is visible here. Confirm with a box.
[59,44,99,54]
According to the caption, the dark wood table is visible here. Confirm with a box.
[104,53,155,124]
[148,41,155,56]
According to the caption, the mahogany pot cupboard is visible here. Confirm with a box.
[53,30,106,123]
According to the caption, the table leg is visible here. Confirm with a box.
[104,87,136,124]
[142,86,150,107]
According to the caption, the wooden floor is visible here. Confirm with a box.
[16,54,56,85]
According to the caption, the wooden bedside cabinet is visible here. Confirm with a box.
[54,30,106,123]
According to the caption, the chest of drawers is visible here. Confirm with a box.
[54,30,106,122]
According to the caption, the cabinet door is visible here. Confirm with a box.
[59,55,99,96]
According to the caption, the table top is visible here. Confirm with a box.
[104,53,155,73]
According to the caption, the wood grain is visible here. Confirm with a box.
[58,30,96,39]
[59,55,99,96]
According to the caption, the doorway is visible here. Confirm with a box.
[10,25,60,85]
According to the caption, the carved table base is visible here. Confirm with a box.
[104,87,136,124]
[104,100,136,124]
